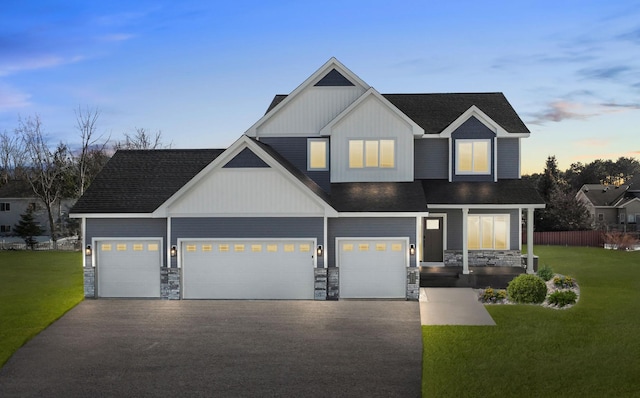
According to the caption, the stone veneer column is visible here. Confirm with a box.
[84,267,95,298]
[160,268,180,300]
[314,268,327,300]
[406,268,419,300]
[327,268,339,300]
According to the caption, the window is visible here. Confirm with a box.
[349,139,395,169]
[629,214,636,223]
[0,203,10,212]
[308,139,328,170]
[1,225,10,233]
[597,213,605,222]
[620,214,626,223]
[467,215,509,250]
[456,140,490,174]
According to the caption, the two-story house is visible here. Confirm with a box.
[71,58,545,300]
[576,175,640,231]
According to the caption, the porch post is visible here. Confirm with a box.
[462,207,469,274]
[527,207,534,274]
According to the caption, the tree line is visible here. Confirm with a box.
[525,155,640,232]
[0,107,169,246]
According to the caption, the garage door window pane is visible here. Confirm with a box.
[251,244,262,252]
[102,244,112,251]
[219,244,229,252]
[376,243,386,251]
[117,244,127,251]
[391,243,402,251]
[359,244,369,251]
[148,243,158,251]
[267,244,278,252]
[299,244,310,252]
[133,244,143,251]
[284,244,294,252]
[343,244,353,252]
[234,244,245,252]
[186,244,196,252]
[202,244,212,252]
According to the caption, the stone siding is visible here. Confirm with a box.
[84,267,95,298]
[314,268,327,300]
[406,268,419,300]
[444,250,522,267]
[161,268,180,300]
[327,268,339,300]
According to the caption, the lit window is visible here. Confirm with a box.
[308,139,328,170]
[467,215,509,250]
[349,139,395,169]
[456,140,490,174]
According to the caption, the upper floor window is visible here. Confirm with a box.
[0,203,10,212]
[468,214,509,250]
[308,139,328,170]
[456,139,490,174]
[349,139,394,169]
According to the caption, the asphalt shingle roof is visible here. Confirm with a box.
[579,184,628,207]
[0,180,34,198]
[330,182,428,212]
[422,179,544,205]
[71,149,224,214]
[266,92,530,135]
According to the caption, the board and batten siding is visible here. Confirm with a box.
[329,95,414,182]
[259,137,331,192]
[497,138,520,179]
[167,168,326,216]
[327,217,416,267]
[171,217,324,267]
[414,138,448,179]
[256,86,366,137]
[445,209,520,250]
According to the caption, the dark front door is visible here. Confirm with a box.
[423,217,444,262]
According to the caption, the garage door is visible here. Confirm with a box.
[96,239,162,298]
[338,238,407,299]
[181,239,315,299]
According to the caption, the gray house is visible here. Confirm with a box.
[71,58,545,300]
[576,175,640,231]
[0,180,75,239]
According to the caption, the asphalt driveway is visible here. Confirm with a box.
[0,300,421,397]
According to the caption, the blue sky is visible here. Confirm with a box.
[1,0,639,174]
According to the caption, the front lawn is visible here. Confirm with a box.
[422,246,640,397]
[0,251,83,367]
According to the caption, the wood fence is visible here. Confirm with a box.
[522,230,604,247]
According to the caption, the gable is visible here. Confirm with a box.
[314,68,355,86]
[223,148,269,168]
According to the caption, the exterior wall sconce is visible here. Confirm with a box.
[409,244,415,256]
[317,245,323,257]
[170,245,177,257]
[85,245,92,256]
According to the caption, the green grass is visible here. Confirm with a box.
[0,251,83,367]
[423,246,640,397]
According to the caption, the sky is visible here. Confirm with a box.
[1,0,639,174]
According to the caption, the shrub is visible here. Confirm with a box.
[537,265,554,281]
[553,275,575,288]
[479,287,507,303]
[603,232,640,250]
[507,274,547,304]
[548,290,578,307]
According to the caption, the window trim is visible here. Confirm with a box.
[348,138,396,169]
[307,138,329,171]
[0,202,10,212]
[467,214,510,250]
[455,139,491,175]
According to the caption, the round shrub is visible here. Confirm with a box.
[507,274,547,304]
[537,265,554,281]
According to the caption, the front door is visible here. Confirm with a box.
[423,217,444,262]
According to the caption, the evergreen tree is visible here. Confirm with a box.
[14,208,44,250]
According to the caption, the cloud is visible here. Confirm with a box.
[97,33,136,42]
[0,82,31,110]
[579,65,632,80]
[617,26,640,44]
[527,100,640,125]
[0,54,85,77]
[575,139,611,148]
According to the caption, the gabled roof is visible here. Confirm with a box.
[579,184,628,207]
[0,180,34,199]
[266,92,530,135]
[423,180,545,207]
[71,149,224,214]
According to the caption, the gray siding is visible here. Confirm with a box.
[497,138,520,179]
[171,217,324,267]
[445,209,519,250]
[86,218,168,264]
[223,148,269,168]
[327,217,417,267]
[259,137,331,192]
[451,117,495,182]
[414,139,448,179]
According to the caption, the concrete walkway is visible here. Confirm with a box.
[419,288,496,326]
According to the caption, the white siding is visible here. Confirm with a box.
[256,86,366,137]
[329,95,414,182]
[168,169,325,216]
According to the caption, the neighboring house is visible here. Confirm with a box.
[576,175,640,231]
[71,58,545,300]
[0,180,77,239]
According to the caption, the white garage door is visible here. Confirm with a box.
[96,239,162,298]
[338,238,407,299]
[182,239,316,299]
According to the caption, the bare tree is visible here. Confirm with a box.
[16,115,72,246]
[0,129,27,184]
[74,106,109,196]
[114,127,170,150]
